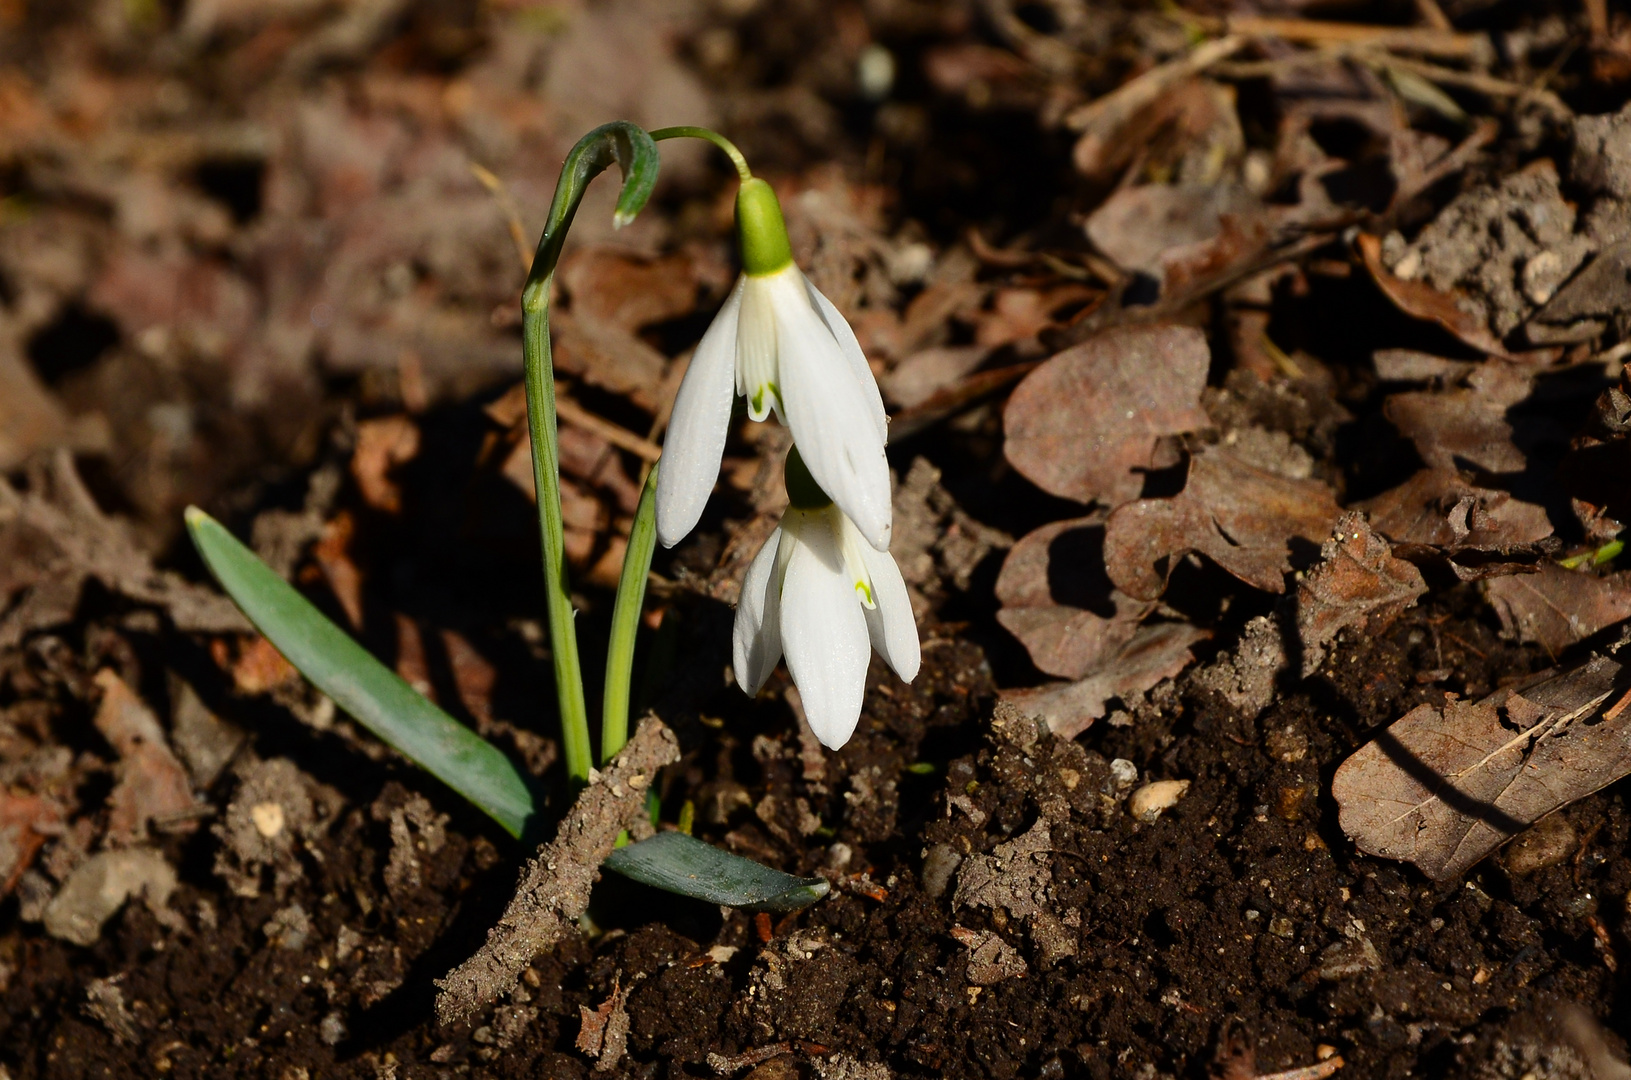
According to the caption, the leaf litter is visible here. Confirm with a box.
[1334,646,1631,881]
[11,1,1631,1077]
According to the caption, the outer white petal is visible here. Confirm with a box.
[769,273,894,552]
[779,514,871,749]
[656,278,744,548]
[804,274,888,446]
[850,522,920,684]
[732,526,785,696]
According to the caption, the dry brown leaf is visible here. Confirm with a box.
[995,517,1154,680]
[0,451,248,648]
[1003,325,1211,506]
[94,670,199,844]
[0,791,61,896]
[0,323,71,471]
[1103,446,1341,601]
[229,635,300,696]
[1357,468,1556,581]
[576,974,632,1069]
[559,248,699,332]
[1485,564,1631,654]
[1382,363,1532,475]
[972,285,1097,349]
[1085,184,1265,289]
[549,310,669,413]
[1296,513,1427,675]
[881,345,990,410]
[1065,45,1249,183]
[1357,232,1511,357]
[350,414,420,513]
[1333,653,1631,880]
[1001,622,1210,740]
[310,511,364,630]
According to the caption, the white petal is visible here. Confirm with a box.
[736,275,779,422]
[804,273,888,446]
[779,513,871,749]
[732,526,785,696]
[851,521,920,684]
[656,278,743,548]
[770,275,894,551]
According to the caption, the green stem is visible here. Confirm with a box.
[521,122,661,786]
[602,464,660,763]
[649,126,752,182]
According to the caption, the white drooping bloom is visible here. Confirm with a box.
[732,450,919,750]
[656,178,892,553]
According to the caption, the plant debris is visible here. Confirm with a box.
[1104,446,1341,600]
[1333,650,1631,881]
[434,716,679,1025]
[1003,325,1210,506]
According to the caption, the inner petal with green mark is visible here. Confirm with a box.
[834,510,878,610]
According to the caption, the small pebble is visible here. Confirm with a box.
[250,801,285,839]
[1503,814,1576,876]
[1129,780,1189,823]
[319,1012,346,1046]
[1108,759,1139,792]
[921,843,963,899]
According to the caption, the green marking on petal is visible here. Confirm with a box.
[854,579,876,609]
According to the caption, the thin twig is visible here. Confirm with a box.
[1376,53,1572,118]
[1413,0,1453,32]
[1586,0,1609,39]
[469,161,534,275]
[1063,35,1248,132]
[556,395,662,462]
[433,717,680,1025]
[1218,16,1484,60]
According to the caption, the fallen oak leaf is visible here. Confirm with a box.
[1103,446,1341,600]
[995,516,1154,679]
[1003,324,1211,506]
[1356,232,1512,358]
[0,450,248,649]
[1485,563,1631,655]
[1381,362,1533,475]
[350,414,420,513]
[1357,468,1556,582]
[93,670,201,844]
[1295,513,1427,676]
[1000,622,1210,740]
[0,791,61,896]
[1332,652,1631,881]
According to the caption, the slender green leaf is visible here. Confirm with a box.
[520,120,661,786]
[602,464,659,764]
[604,831,830,912]
[185,507,534,838]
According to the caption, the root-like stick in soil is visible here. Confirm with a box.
[433,716,680,1024]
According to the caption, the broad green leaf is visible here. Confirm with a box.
[185,507,534,838]
[604,831,830,912]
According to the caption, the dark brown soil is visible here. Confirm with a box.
[5,0,1631,1077]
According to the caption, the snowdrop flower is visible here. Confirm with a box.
[656,177,892,552]
[733,448,919,750]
